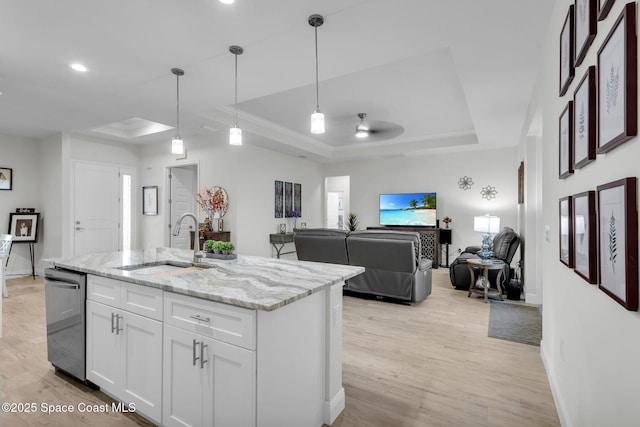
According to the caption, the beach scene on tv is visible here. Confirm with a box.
[379,192,437,226]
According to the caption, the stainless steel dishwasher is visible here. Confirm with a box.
[44,268,87,381]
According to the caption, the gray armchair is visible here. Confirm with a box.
[345,230,432,303]
[449,227,521,291]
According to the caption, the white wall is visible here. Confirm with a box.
[139,134,324,258]
[535,1,640,426]
[0,134,41,275]
[323,147,520,267]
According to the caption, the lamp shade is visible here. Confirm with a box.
[311,110,325,134]
[229,127,242,146]
[473,215,500,233]
[171,137,184,155]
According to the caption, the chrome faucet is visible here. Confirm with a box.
[172,212,204,263]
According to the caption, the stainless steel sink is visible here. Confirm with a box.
[117,261,210,276]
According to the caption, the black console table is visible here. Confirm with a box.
[269,233,295,259]
[439,228,452,268]
[367,227,439,269]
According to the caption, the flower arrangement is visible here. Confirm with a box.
[196,186,229,218]
[289,210,301,217]
[442,216,453,228]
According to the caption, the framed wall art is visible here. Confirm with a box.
[284,182,293,217]
[597,3,637,154]
[597,0,615,21]
[0,167,12,190]
[597,177,638,311]
[559,196,574,267]
[142,186,158,215]
[573,191,597,283]
[8,212,40,243]
[274,181,284,218]
[559,101,574,178]
[573,66,596,169]
[574,0,597,67]
[560,5,575,96]
[517,162,524,204]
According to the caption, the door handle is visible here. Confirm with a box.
[200,342,208,369]
[192,339,200,367]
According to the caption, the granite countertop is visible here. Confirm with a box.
[43,248,364,312]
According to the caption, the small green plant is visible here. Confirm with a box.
[346,212,359,231]
[203,240,216,251]
[212,241,225,253]
[221,241,235,254]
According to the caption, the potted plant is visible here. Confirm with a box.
[346,212,359,231]
[203,240,215,253]
[221,241,235,255]
[212,240,224,254]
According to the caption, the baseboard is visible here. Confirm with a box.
[323,387,345,425]
[540,339,571,427]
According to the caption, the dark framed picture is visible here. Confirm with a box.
[559,196,574,267]
[142,186,158,215]
[274,180,284,218]
[559,101,574,178]
[8,212,40,243]
[597,0,615,21]
[597,3,637,154]
[0,167,12,190]
[597,177,638,311]
[573,191,597,283]
[560,5,575,96]
[574,0,597,67]
[573,66,596,169]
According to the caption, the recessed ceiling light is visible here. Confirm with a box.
[69,63,88,72]
[219,0,235,4]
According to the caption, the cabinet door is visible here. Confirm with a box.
[121,312,162,424]
[163,324,204,427]
[203,337,256,427]
[86,300,123,392]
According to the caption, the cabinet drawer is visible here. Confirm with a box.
[164,292,256,350]
[121,282,163,321]
[87,275,121,307]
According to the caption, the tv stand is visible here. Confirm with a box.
[366,226,439,269]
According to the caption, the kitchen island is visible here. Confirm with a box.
[45,248,364,427]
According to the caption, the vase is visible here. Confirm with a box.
[292,218,298,230]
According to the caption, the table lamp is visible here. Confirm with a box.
[474,214,500,262]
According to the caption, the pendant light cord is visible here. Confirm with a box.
[234,53,239,126]
[175,73,180,136]
[314,25,320,110]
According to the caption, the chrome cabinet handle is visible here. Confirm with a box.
[190,314,210,323]
[192,339,200,367]
[111,312,117,334]
[75,227,85,231]
[116,314,123,335]
[200,342,208,369]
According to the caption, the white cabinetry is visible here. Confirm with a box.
[85,275,163,424]
[162,293,256,427]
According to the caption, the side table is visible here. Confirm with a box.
[466,259,504,302]
[269,233,295,259]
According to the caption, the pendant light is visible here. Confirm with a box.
[171,68,185,155]
[355,113,369,138]
[309,14,325,134]
[229,45,243,146]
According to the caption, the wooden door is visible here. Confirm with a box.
[73,162,119,256]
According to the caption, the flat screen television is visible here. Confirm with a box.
[379,192,437,227]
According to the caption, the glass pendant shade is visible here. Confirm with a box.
[171,137,184,155]
[311,110,325,134]
[229,126,242,145]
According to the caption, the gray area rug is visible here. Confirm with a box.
[488,301,542,346]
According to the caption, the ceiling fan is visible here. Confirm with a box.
[354,113,404,140]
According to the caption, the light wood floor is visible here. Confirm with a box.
[0,270,559,426]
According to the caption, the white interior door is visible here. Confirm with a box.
[74,162,119,256]
[169,165,196,249]
[326,191,343,229]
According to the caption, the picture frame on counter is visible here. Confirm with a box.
[560,5,575,96]
[559,101,574,178]
[559,196,574,267]
[8,212,40,243]
[597,177,638,311]
[574,0,597,67]
[0,167,12,191]
[573,66,596,169]
[597,0,615,21]
[597,3,637,154]
[142,186,158,215]
[573,191,597,283]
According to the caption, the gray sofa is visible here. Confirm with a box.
[294,229,432,303]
